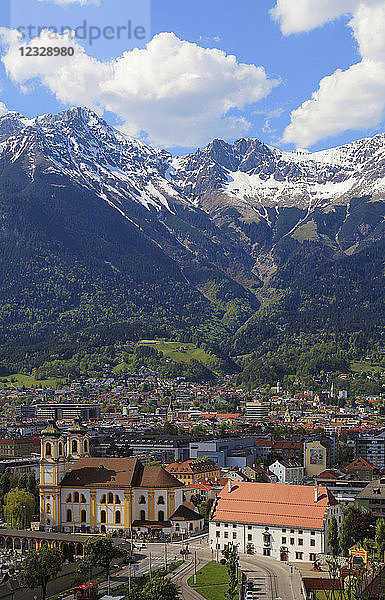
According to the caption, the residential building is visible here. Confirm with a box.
[268,460,304,484]
[356,478,385,516]
[210,482,342,562]
[356,432,385,468]
[165,459,221,484]
[304,440,329,477]
[0,436,40,458]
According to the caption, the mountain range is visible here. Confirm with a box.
[0,107,384,380]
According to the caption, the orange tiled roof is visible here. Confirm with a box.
[346,456,378,471]
[212,482,337,529]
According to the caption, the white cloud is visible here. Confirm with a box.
[270,0,379,35]
[0,102,8,116]
[0,30,278,147]
[272,0,385,147]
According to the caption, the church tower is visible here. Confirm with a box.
[40,419,66,529]
[67,417,90,463]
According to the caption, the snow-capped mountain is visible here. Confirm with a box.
[172,135,385,209]
[0,107,184,219]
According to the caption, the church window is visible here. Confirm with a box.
[100,495,106,504]
[115,495,121,504]
[74,492,80,503]
[81,510,87,523]
[139,495,146,505]
[45,442,52,456]
[158,510,165,522]
[115,511,121,524]
[46,503,51,513]
[80,494,86,503]
[108,492,114,504]
[175,523,180,531]
[66,509,72,522]
[157,496,165,505]
[84,440,88,453]
[65,493,72,503]
[101,510,106,523]
[72,440,78,454]
[139,510,146,521]
[59,442,63,456]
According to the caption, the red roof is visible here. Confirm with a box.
[346,456,378,471]
[212,482,337,529]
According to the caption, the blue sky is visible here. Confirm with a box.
[0,0,385,153]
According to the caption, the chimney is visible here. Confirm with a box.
[314,487,318,503]
[228,480,232,494]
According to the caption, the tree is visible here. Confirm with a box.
[327,515,339,557]
[19,546,63,600]
[339,508,354,557]
[140,572,180,600]
[222,543,238,600]
[4,488,35,529]
[375,517,385,561]
[0,469,11,515]
[27,472,40,514]
[18,474,28,490]
[84,535,125,591]
[163,422,178,436]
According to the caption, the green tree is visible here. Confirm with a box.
[0,469,11,514]
[327,515,339,557]
[4,488,35,529]
[140,572,180,600]
[222,543,238,600]
[19,546,63,600]
[375,517,385,561]
[84,535,125,590]
[27,472,40,514]
[18,474,28,490]
[339,508,354,557]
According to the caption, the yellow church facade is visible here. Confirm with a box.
[40,419,184,534]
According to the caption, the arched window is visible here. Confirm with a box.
[115,511,121,524]
[66,509,72,523]
[45,442,52,456]
[46,503,51,514]
[80,494,86,503]
[65,493,72,503]
[139,510,146,521]
[175,523,180,531]
[74,492,79,503]
[101,510,106,523]
[108,492,114,504]
[139,495,146,505]
[189,523,193,531]
[58,442,63,456]
[100,494,106,504]
[84,440,88,453]
[115,495,121,504]
[157,496,165,505]
[81,510,87,523]
[158,510,165,522]
[72,440,78,454]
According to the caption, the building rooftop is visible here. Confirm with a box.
[212,482,337,529]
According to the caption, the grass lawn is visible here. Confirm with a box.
[350,361,383,373]
[0,373,64,389]
[193,585,228,600]
[138,341,219,370]
[188,561,229,587]
[188,561,239,600]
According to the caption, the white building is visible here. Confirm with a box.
[268,460,304,484]
[210,482,342,562]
